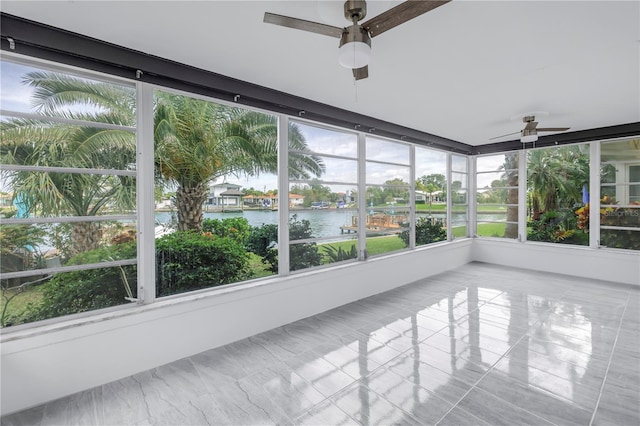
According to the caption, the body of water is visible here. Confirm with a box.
[155,210,505,239]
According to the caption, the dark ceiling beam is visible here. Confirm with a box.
[473,122,640,155]
[0,13,472,154]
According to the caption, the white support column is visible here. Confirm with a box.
[468,156,477,238]
[277,115,290,274]
[409,144,416,249]
[357,132,367,259]
[446,153,453,241]
[590,142,601,248]
[518,149,527,242]
[136,82,156,304]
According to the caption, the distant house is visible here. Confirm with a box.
[336,191,356,205]
[242,194,260,208]
[416,189,443,203]
[0,192,13,207]
[289,193,304,208]
[207,183,243,210]
[243,193,277,210]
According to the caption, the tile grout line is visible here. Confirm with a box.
[302,299,487,425]
[433,298,562,426]
[588,291,631,426]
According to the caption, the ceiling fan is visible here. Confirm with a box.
[491,115,570,143]
[263,0,451,80]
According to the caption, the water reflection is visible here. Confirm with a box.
[285,277,617,424]
[218,268,626,425]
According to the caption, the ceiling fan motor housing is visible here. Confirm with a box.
[339,24,371,49]
[344,0,367,22]
[338,25,371,68]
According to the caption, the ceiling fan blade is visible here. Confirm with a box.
[362,0,451,37]
[264,12,343,38]
[353,65,369,80]
[537,127,571,132]
[489,131,521,140]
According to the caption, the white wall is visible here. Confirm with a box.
[472,239,640,286]
[0,240,473,416]
[3,239,638,416]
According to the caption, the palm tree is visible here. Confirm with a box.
[417,173,446,214]
[527,146,588,217]
[0,71,137,255]
[3,71,325,246]
[154,92,324,231]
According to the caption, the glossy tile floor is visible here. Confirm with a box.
[2,262,639,426]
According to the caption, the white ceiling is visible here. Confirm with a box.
[1,0,639,147]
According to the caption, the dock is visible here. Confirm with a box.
[340,214,408,234]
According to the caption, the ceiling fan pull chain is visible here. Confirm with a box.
[354,76,359,103]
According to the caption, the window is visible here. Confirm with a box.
[600,139,640,250]
[451,154,468,238]
[630,165,640,204]
[524,145,589,246]
[288,122,358,271]
[415,147,448,246]
[365,137,411,257]
[476,154,518,239]
[153,89,280,295]
[3,54,636,331]
[0,59,138,327]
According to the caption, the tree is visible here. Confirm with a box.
[2,71,325,245]
[0,71,137,255]
[527,146,589,217]
[154,92,324,231]
[417,173,445,211]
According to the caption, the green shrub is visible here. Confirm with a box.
[23,242,137,323]
[247,216,322,273]
[322,244,357,263]
[18,229,254,323]
[399,217,447,246]
[289,215,322,271]
[246,223,278,256]
[527,209,588,245]
[246,223,279,272]
[156,231,251,296]
[202,217,251,245]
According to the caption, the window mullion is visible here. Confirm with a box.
[137,82,155,304]
[357,132,367,259]
[590,142,601,248]
[278,114,290,274]
[468,157,476,238]
[518,149,527,242]
[446,153,452,241]
[409,144,416,249]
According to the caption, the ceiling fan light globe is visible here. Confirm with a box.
[521,134,538,143]
[339,41,371,69]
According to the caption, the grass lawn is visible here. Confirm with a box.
[477,222,507,237]
[416,204,506,213]
[1,285,44,327]
[318,234,407,261]
[248,252,275,278]
[452,225,468,238]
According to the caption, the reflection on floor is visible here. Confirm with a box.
[2,262,639,425]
